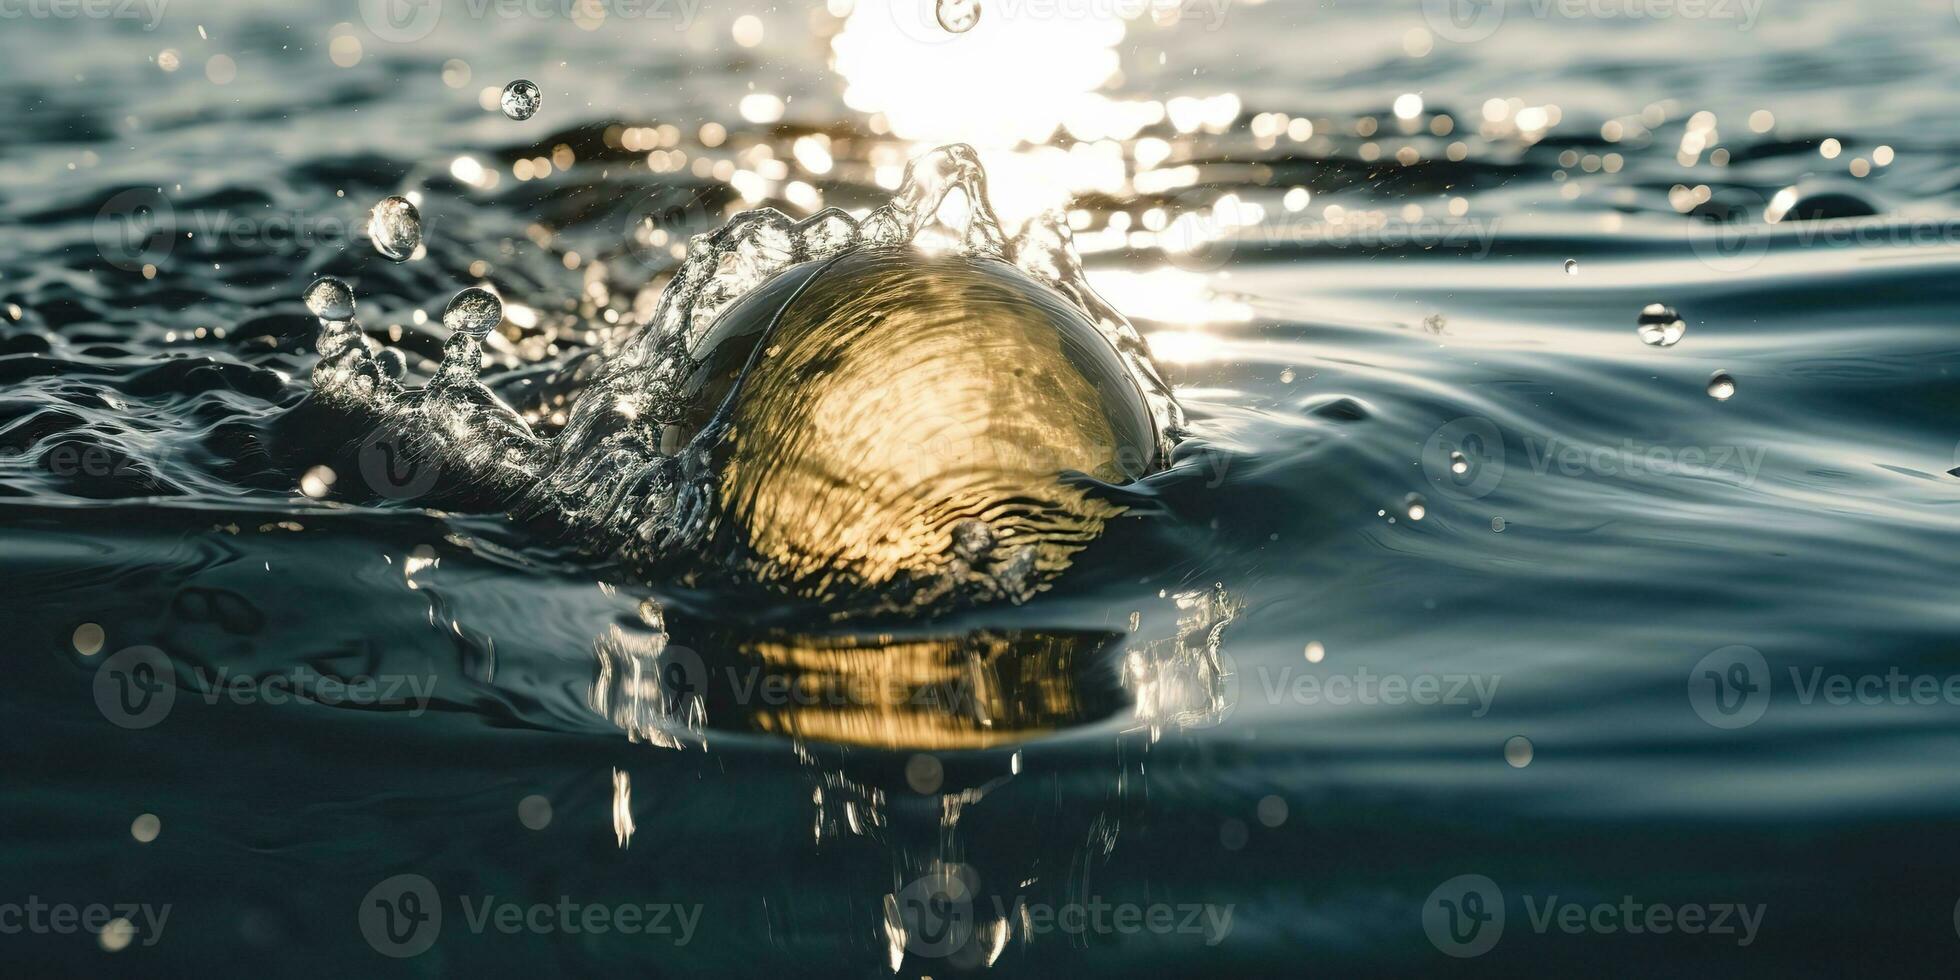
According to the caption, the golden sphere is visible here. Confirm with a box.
[685,248,1158,604]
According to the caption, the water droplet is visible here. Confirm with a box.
[936,0,980,33]
[1562,258,1578,275]
[368,196,422,262]
[375,347,407,379]
[1504,735,1534,768]
[1304,641,1325,663]
[1449,450,1469,475]
[1707,370,1737,401]
[1279,367,1295,384]
[1490,516,1506,532]
[1636,303,1686,347]
[130,813,161,843]
[500,79,541,120]
[302,276,355,320]
[1404,492,1427,521]
[443,287,503,337]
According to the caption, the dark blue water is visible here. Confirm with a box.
[4,0,1959,975]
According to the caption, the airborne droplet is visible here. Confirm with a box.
[1706,370,1737,401]
[443,287,503,337]
[1636,303,1687,347]
[1449,450,1469,475]
[1562,258,1578,275]
[368,196,422,262]
[500,79,542,120]
[1403,493,1427,521]
[936,0,980,33]
[302,276,355,321]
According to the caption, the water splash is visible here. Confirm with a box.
[311,144,1182,610]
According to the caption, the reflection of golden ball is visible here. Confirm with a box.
[684,248,1159,603]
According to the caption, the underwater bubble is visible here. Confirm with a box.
[1707,370,1737,401]
[442,287,502,337]
[905,753,944,794]
[500,79,541,120]
[368,196,422,262]
[375,347,407,379]
[1637,303,1687,347]
[518,794,553,830]
[936,0,980,33]
[72,622,105,656]
[1256,795,1289,828]
[1504,735,1534,768]
[1404,493,1427,521]
[302,276,355,321]
[1449,450,1469,475]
